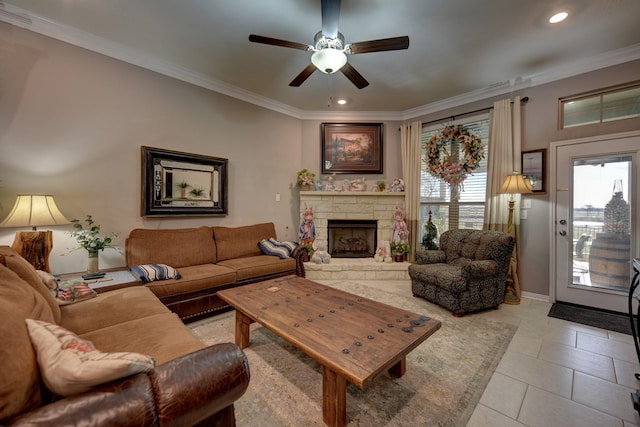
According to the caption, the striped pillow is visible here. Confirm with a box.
[129,264,182,284]
[268,238,298,255]
[258,240,290,259]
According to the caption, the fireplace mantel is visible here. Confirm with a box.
[300,191,404,197]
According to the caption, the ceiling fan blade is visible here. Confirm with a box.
[289,64,317,87]
[340,62,369,89]
[321,0,341,39]
[348,36,410,54]
[249,34,311,51]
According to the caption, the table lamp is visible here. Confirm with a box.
[500,173,533,234]
[0,194,70,272]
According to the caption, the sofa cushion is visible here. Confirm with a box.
[25,319,155,397]
[0,263,56,324]
[80,313,205,365]
[213,222,277,262]
[0,246,61,323]
[0,298,42,423]
[59,286,172,335]
[216,255,296,281]
[142,264,237,299]
[258,239,290,259]
[408,263,468,293]
[130,263,182,284]
[126,227,216,268]
[0,262,62,422]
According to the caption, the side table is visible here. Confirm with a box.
[56,268,139,293]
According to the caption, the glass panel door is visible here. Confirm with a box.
[572,156,632,292]
[553,132,639,313]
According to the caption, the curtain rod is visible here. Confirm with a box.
[399,96,529,130]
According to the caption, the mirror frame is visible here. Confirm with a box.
[141,146,228,217]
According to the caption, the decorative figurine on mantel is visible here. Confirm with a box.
[324,173,338,191]
[390,178,405,192]
[350,177,367,192]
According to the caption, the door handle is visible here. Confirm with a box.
[559,219,567,225]
[559,230,567,236]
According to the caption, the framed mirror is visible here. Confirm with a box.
[521,149,546,193]
[141,146,228,216]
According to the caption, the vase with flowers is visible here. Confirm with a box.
[296,169,316,191]
[68,215,119,274]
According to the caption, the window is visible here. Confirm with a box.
[420,115,490,241]
[560,81,640,129]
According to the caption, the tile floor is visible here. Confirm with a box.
[334,279,640,427]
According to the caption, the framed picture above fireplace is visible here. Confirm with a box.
[321,123,383,174]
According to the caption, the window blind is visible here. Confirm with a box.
[419,115,490,238]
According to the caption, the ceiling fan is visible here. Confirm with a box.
[248,0,409,89]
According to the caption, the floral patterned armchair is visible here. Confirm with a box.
[408,229,515,316]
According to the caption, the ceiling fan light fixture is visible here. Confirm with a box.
[311,48,347,74]
[549,11,569,23]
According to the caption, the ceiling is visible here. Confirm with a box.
[2,0,640,118]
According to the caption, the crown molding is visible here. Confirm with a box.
[2,2,639,123]
[0,2,306,119]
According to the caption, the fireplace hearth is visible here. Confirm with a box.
[328,219,377,258]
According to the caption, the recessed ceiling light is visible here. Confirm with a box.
[549,11,569,24]
[337,99,348,105]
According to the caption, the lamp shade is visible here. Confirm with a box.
[311,48,347,74]
[500,173,534,195]
[0,195,70,229]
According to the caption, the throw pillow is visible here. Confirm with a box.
[25,319,155,396]
[258,239,290,259]
[56,281,97,306]
[129,264,182,284]
[268,238,298,255]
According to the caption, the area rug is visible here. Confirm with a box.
[548,301,632,335]
[189,282,517,427]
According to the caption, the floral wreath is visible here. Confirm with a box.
[425,124,485,187]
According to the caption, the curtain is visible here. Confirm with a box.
[400,121,422,261]
[484,96,523,304]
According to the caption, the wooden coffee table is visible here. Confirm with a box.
[217,276,441,426]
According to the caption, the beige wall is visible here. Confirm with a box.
[1,21,638,297]
[0,23,404,274]
[0,23,307,273]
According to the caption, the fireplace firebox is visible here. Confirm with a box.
[327,219,377,258]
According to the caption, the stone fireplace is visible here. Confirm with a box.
[299,191,405,258]
[328,219,377,258]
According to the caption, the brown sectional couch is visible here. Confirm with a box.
[126,222,307,321]
[0,246,250,426]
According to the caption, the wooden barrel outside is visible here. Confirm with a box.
[588,233,631,288]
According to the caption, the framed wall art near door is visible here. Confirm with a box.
[521,149,546,193]
[321,123,383,174]
[141,146,228,216]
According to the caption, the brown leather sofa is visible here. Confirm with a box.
[0,246,250,426]
[126,222,307,321]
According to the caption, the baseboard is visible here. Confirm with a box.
[522,291,550,302]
